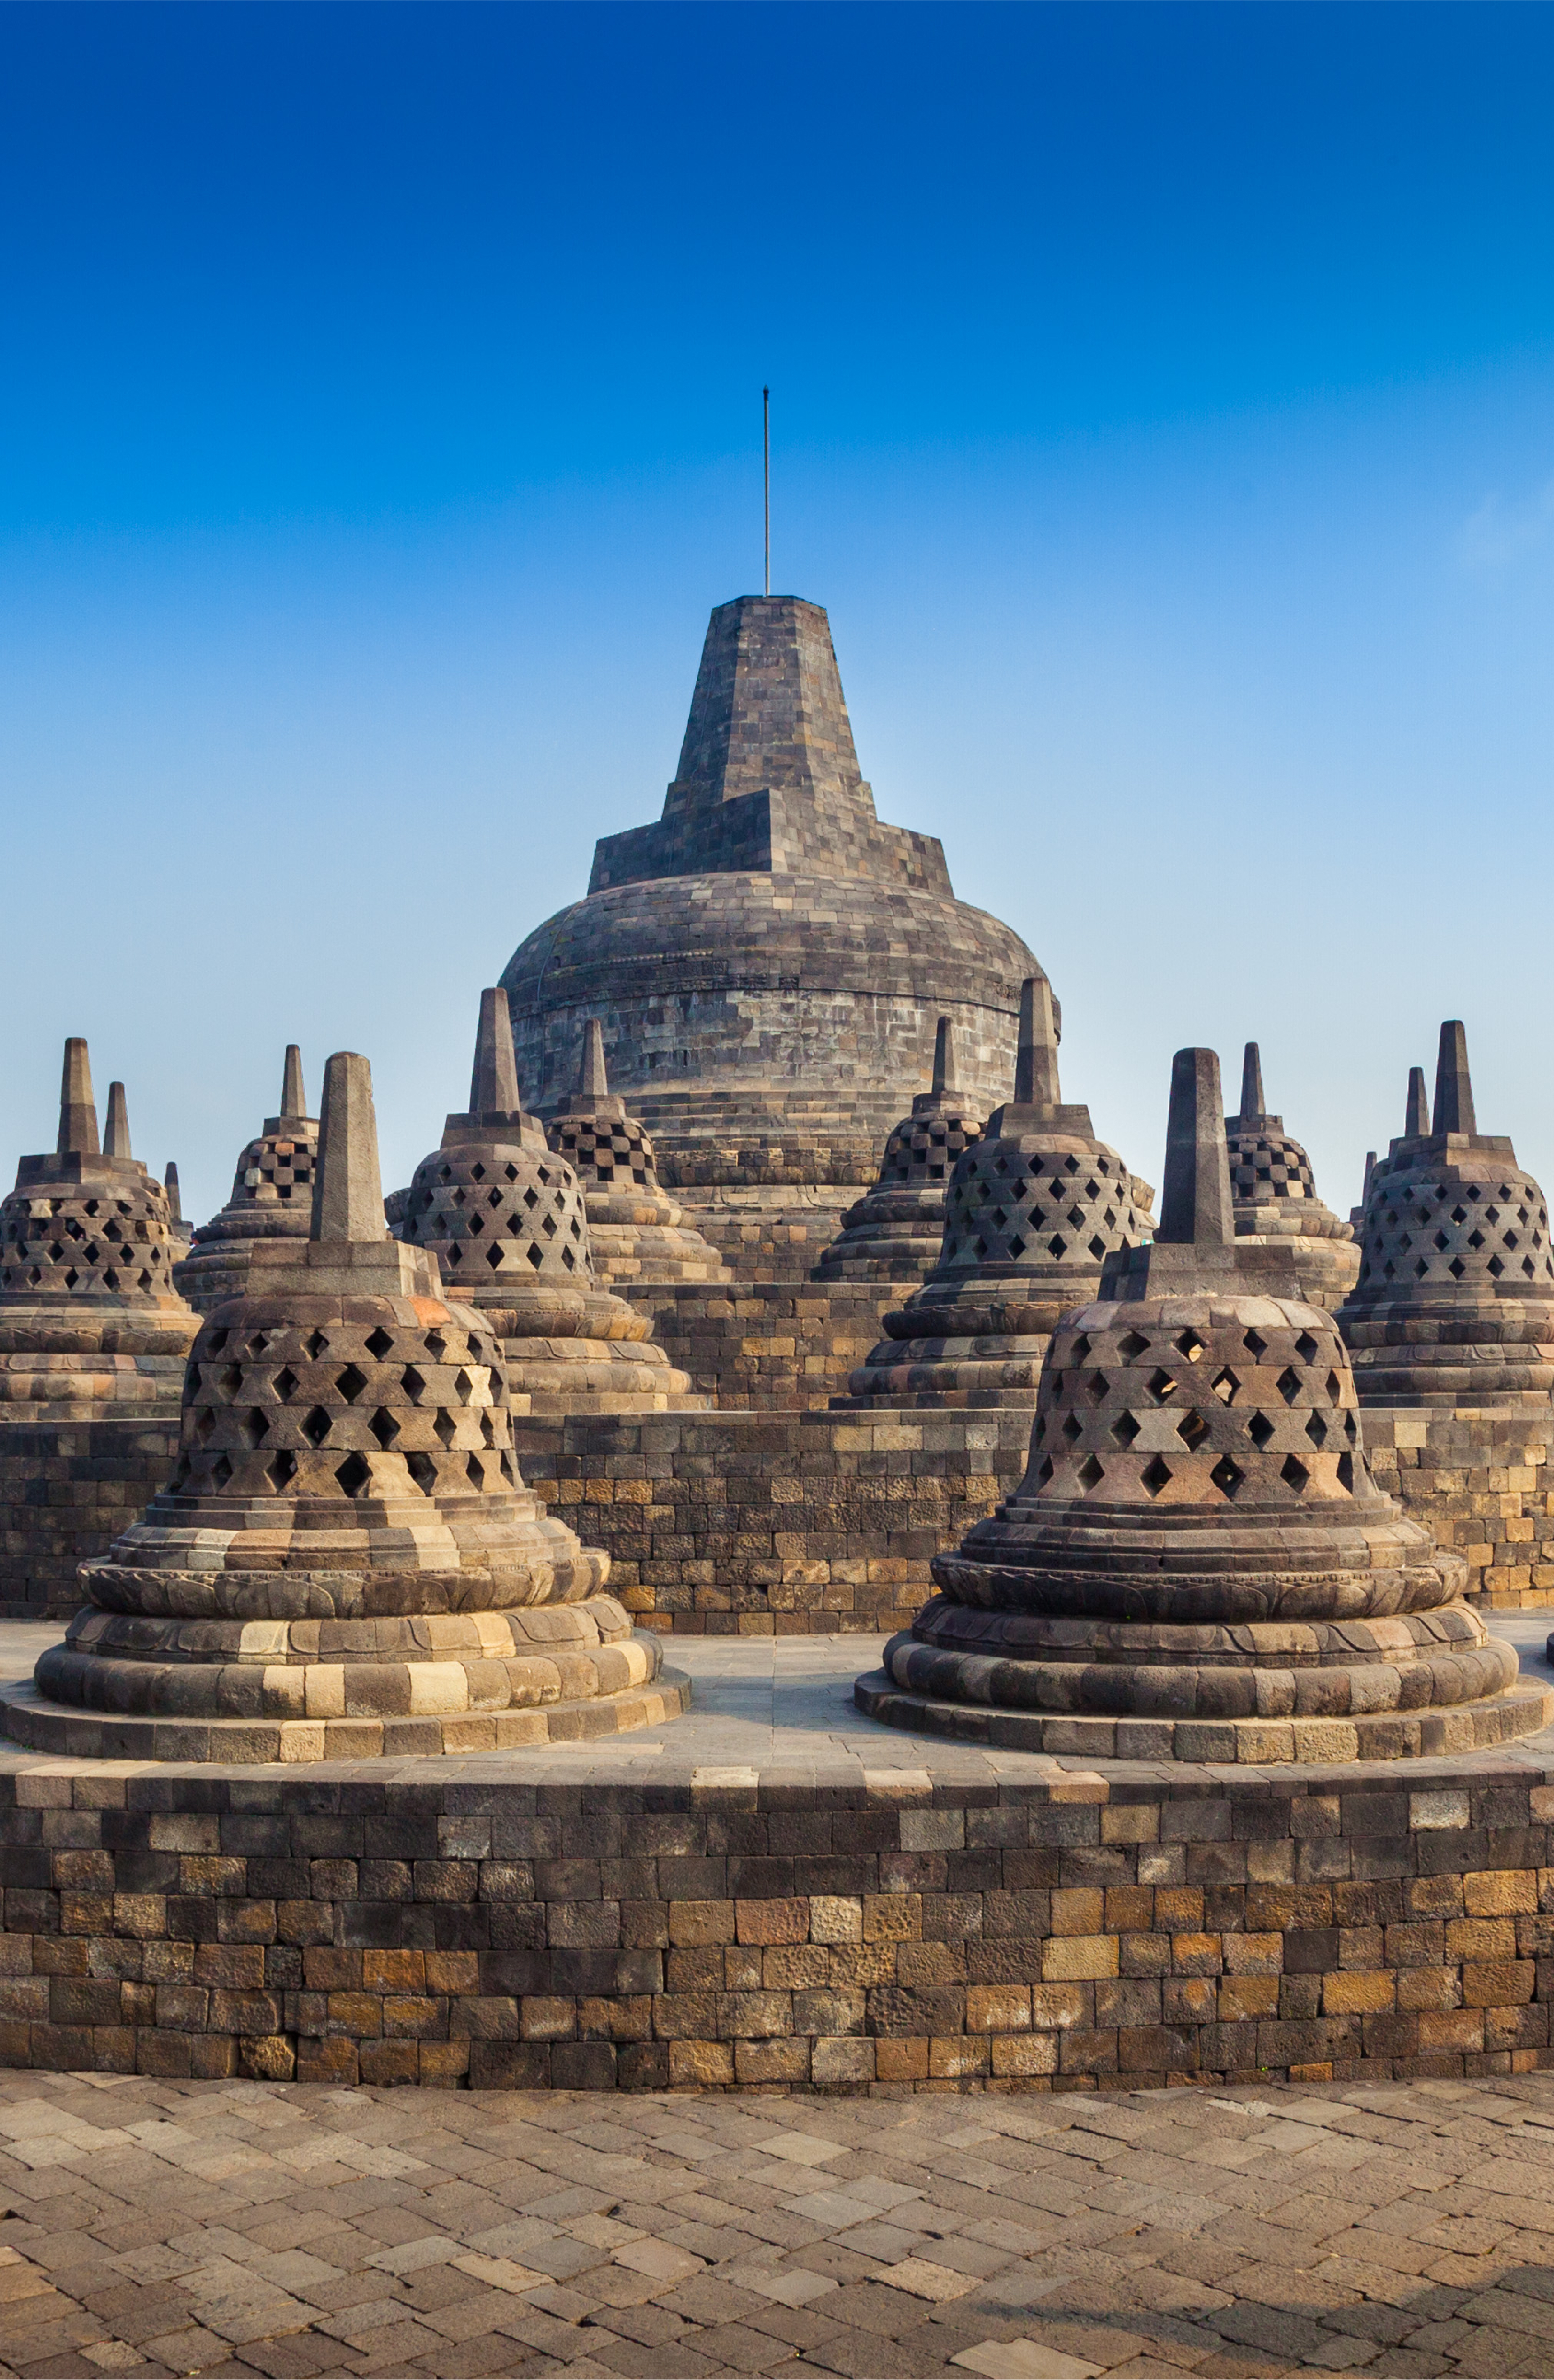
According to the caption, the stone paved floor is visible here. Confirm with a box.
[6,2071,1554,2379]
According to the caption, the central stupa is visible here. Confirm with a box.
[501,597,1040,1271]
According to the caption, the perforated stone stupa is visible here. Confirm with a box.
[1225,1042,1358,1308]
[501,595,1040,1274]
[546,1022,729,1287]
[814,1019,983,1284]
[838,980,1153,1408]
[856,1045,1550,1762]
[398,991,702,1415]
[176,1046,319,1313]
[1339,1021,1554,1407]
[6,1051,687,1761]
[0,1038,198,1426]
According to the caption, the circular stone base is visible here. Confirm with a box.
[853,1667,1553,1763]
[2,1668,690,1763]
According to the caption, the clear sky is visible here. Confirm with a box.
[3,1,1553,1223]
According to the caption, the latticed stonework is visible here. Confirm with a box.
[815,1038,984,1285]
[1222,1044,1358,1309]
[177,1050,320,1314]
[402,1139,591,1288]
[545,1026,730,1286]
[0,1172,180,1301]
[9,1052,688,1762]
[857,1045,1552,1762]
[1341,1023,1554,1407]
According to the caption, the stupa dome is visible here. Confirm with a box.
[176,1045,318,1312]
[814,1018,984,1283]
[1223,1041,1359,1308]
[1340,1022,1554,1406]
[547,1022,729,1285]
[500,597,1040,1249]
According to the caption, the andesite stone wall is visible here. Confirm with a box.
[0,1421,180,1622]
[1365,1409,1554,1610]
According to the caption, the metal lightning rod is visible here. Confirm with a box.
[763,385,770,597]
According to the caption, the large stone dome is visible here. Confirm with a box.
[501,598,1041,1239]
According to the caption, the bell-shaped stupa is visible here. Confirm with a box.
[1339,1022,1554,1407]
[838,979,1153,1407]
[814,1019,983,1283]
[0,1038,199,1425]
[176,1046,319,1312]
[398,991,702,1414]
[546,1022,729,1286]
[1224,1041,1358,1308]
[7,1052,688,1761]
[856,1045,1549,1761]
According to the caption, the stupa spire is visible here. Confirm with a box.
[280,1045,307,1122]
[1159,1048,1235,1250]
[1405,1066,1431,1138]
[103,1083,131,1160]
[1434,1019,1477,1137]
[1239,1042,1264,1121]
[930,1017,956,1099]
[468,988,520,1117]
[57,1038,98,1157]
[163,1162,183,1223]
[1011,976,1060,1109]
[310,1053,384,1246]
[579,1019,609,1100]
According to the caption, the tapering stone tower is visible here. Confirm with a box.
[176,1046,319,1313]
[1339,1021,1554,1406]
[0,1040,199,1616]
[546,1022,730,1286]
[1224,1042,1358,1309]
[814,1019,984,1284]
[398,991,702,1414]
[7,1052,688,1761]
[857,1045,1549,1762]
[163,1164,191,1260]
[838,980,1153,1408]
[502,596,1040,1278]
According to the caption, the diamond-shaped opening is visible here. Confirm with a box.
[1077,1454,1104,1490]
[1061,1412,1083,1443]
[1452,1206,1468,1224]
[336,1451,372,1498]
[193,1407,215,1443]
[406,1450,436,1493]
[1033,1454,1055,1489]
[1414,1259,1428,1278]
[265,1449,297,1493]
[487,1187,503,1209]
[1433,1232,1450,1252]
[1210,1454,1243,1500]
[1468,1229,1485,1250]
[1070,1334,1091,1363]
[1488,1255,1506,1277]
[1305,1412,1328,1447]
[1046,1235,1068,1259]
[1295,1332,1319,1364]
[365,1327,394,1360]
[1066,1206,1085,1229]
[211,1454,233,1489]
[1275,1366,1301,1405]
[1085,1371,1108,1405]
[1140,1455,1171,1498]
[1118,1330,1148,1359]
[273,1365,298,1401]
[1248,1411,1275,1449]
[369,1408,400,1449]
[301,1406,331,1448]
[1211,1368,1239,1405]
[238,1408,269,1450]
[433,1409,457,1449]
[1448,1257,1466,1278]
[454,1367,475,1399]
[1336,1451,1355,1495]
[246,1331,270,1358]
[425,1332,447,1362]
[487,1244,506,1269]
[1147,1367,1177,1402]
[480,1409,498,1446]
[465,1452,486,1490]
[218,1363,243,1397]
[1281,1454,1309,1493]
[1176,1330,1205,1363]
[1176,1410,1209,1451]
[304,1330,327,1358]
[471,1163,486,1182]
[1110,1412,1140,1447]
[1243,1329,1267,1359]
[336,1363,368,1404]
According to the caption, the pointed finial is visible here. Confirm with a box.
[57,1037,99,1156]
[1433,1019,1477,1137]
[280,1044,307,1121]
[1158,1048,1235,1248]
[164,1161,183,1223]
[578,1019,609,1100]
[1361,1151,1376,1201]
[1011,977,1061,1108]
[930,1018,957,1098]
[1239,1043,1264,1121]
[467,988,520,1116]
[103,1082,131,1159]
[1404,1064,1431,1139]
[310,1053,385,1244]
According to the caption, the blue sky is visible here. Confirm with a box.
[3,2,1554,1220]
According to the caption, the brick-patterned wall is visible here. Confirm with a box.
[666,1196,860,1285]
[5,1764,1554,2093]
[509,1410,1031,1636]
[0,1420,182,1622]
[1365,1409,1554,1608]
[616,1282,894,1410]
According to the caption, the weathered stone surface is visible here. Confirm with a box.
[861,1046,1551,1761]
[1340,1021,1554,1407]
[839,979,1153,1409]
[398,992,704,1416]
[502,597,1041,1273]
[1224,1040,1358,1309]
[175,1045,318,1312]
[546,1020,729,1287]
[814,1017,984,1285]
[11,1052,685,1760]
